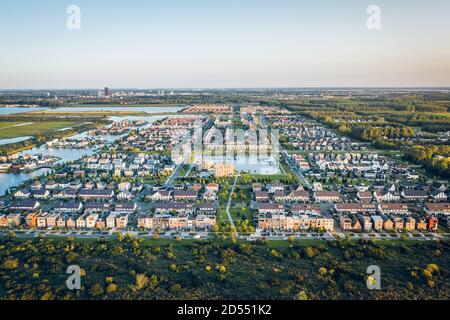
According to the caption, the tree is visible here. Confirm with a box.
[41,292,53,300]
[170,283,182,293]
[149,275,159,290]
[422,269,433,280]
[106,283,117,294]
[213,224,220,238]
[66,251,78,263]
[135,274,149,291]
[406,282,414,291]
[270,249,281,259]
[296,290,308,300]
[304,247,315,258]
[2,259,19,270]
[89,283,104,297]
[219,265,227,274]
[426,263,439,273]
[318,267,327,276]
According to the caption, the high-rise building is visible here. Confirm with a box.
[104,87,109,96]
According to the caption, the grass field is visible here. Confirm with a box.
[0,121,78,139]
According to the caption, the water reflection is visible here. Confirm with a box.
[0,107,48,115]
[0,136,32,146]
[51,106,184,113]
[193,154,280,175]
[0,115,171,195]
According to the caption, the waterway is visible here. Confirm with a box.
[50,106,185,113]
[0,107,49,115]
[0,136,32,146]
[0,109,278,195]
[0,114,173,195]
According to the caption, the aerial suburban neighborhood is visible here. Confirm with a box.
[1,89,450,302]
[0,102,449,244]
[0,0,449,306]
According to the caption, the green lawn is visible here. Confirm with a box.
[230,207,252,222]
[216,208,230,226]
[0,121,78,139]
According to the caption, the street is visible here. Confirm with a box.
[281,149,312,189]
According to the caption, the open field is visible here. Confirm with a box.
[18,104,187,117]
[0,121,78,139]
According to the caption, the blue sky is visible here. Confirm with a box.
[0,0,449,88]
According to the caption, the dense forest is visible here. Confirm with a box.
[405,145,450,178]
[337,124,415,149]
[0,236,449,300]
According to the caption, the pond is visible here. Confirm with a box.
[193,154,280,175]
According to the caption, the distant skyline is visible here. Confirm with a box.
[2,87,450,92]
[1,0,450,89]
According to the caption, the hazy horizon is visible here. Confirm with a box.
[2,86,450,91]
[1,0,450,89]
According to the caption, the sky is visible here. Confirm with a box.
[0,0,449,89]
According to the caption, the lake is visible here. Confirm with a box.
[0,107,49,115]
[0,168,53,196]
[0,136,32,146]
[0,115,172,195]
[51,106,185,113]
